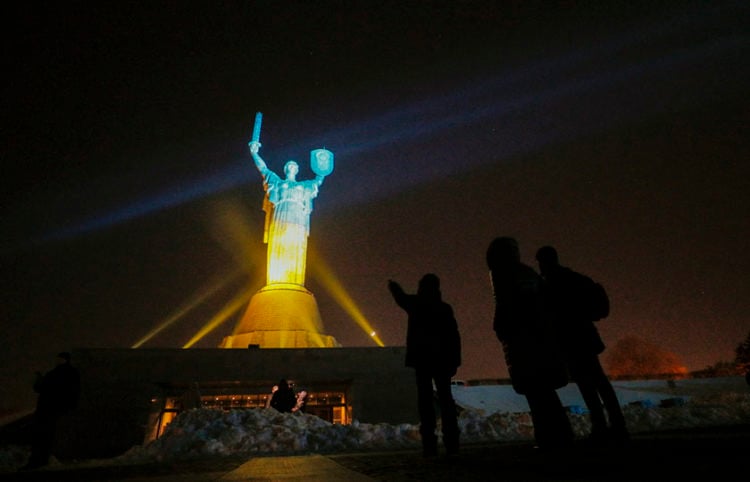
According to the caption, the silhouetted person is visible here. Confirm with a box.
[269,379,297,413]
[486,237,574,450]
[21,352,81,470]
[180,381,203,411]
[388,274,461,457]
[536,245,628,445]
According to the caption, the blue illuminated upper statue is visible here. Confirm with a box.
[248,114,333,286]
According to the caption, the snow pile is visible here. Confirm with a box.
[622,392,750,431]
[1,385,748,472]
[123,408,422,462]
[111,391,750,464]
[0,444,28,473]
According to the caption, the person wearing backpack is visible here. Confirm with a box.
[535,245,629,446]
[388,274,461,457]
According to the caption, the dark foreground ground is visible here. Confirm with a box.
[3,424,750,481]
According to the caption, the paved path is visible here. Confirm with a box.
[221,454,373,481]
[4,425,749,481]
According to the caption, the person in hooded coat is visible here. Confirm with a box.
[486,237,573,450]
[389,273,461,457]
[21,352,80,470]
[269,379,297,413]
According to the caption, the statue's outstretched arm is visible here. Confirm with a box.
[249,141,268,173]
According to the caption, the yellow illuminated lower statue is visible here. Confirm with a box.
[219,112,339,349]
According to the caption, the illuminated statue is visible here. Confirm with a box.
[248,112,334,286]
[219,113,338,348]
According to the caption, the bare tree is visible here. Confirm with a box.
[605,336,688,379]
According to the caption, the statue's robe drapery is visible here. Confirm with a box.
[260,169,323,285]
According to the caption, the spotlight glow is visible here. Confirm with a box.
[182,286,255,348]
[131,270,242,348]
[309,247,384,347]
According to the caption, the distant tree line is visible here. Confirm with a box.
[604,330,750,380]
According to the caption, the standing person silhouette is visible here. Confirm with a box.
[536,245,629,445]
[21,352,81,470]
[486,237,573,450]
[388,274,461,457]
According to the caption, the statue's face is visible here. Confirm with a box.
[284,161,299,179]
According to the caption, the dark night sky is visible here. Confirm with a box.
[2,1,749,414]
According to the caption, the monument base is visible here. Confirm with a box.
[59,347,415,459]
[220,283,340,348]
[220,330,339,349]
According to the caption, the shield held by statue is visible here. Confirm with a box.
[310,149,334,177]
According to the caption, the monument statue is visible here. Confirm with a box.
[219,112,339,348]
[248,112,333,285]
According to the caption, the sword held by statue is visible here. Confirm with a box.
[251,112,263,144]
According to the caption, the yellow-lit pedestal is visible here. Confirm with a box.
[220,283,339,348]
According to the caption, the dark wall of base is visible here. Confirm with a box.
[58,347,416,459]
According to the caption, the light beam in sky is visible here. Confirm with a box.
[308,247,385,347]
[144,246,386,348]
[182,285,255,348]
[135,195,383,348]
[32,4,740,245]
[131,270,243,348]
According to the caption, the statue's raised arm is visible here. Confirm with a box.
[249,140,268,174]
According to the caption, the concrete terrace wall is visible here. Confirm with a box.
[60,347,416,459]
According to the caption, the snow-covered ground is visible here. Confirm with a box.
[451,376,750,414]
[1,377,748,473]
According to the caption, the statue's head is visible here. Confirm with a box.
[284,161,299,180]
